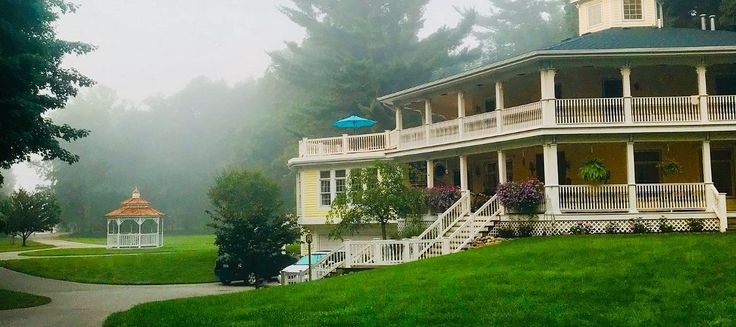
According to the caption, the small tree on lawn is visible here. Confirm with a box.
[207,168,300,277]
[1,188,61,246]
[329,161,423,240]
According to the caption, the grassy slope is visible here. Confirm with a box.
[0,236,53,253]
[106,234,736,327]
[22,235,215,257]
[1,235,217,284]
[0,289,51,310]
[57,234,107,245]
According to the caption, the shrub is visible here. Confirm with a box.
[658,217,674,233]
[496,227,515,238]
[630,218,649,234]
[604,222,619,234]
[397,214,427,239]
[569,221,592,235]
[472,193,492,212]
[497,179,545,216]
[687,218,704,232]
[578,159,611,184]
[516,223,535,237]
[423,185,461,214]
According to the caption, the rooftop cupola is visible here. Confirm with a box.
[572,0,664,35]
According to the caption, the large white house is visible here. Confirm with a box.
[286,0,736,282]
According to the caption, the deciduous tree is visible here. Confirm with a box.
[1,188,61,246]
[0,0,94,187]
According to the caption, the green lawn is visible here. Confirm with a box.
[105,234,736,326]
[0,289,51,310]
[57,234,107,245]
[1,235,217,284]
[0,236,53,253]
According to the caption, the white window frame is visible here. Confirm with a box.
[622,0,644,21]
[587,2,603,28]
[318,169,347,208]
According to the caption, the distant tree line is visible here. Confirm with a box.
[7,0,735,235]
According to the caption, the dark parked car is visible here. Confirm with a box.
[214,253,296,285]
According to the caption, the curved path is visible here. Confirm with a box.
[0,235,254,327]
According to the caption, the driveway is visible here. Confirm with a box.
[0,235,254,327]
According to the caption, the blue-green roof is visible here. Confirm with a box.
[548,27,736,51]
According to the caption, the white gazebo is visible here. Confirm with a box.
[105,187,164,249]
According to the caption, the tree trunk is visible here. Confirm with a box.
[21,234,28,247]
[381,222,387,240]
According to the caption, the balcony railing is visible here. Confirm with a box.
[297,95,736,158]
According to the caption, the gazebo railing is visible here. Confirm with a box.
[108,233,160,248]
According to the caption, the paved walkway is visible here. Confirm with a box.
[0,234,253,327]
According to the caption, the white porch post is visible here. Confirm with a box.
[621,67,633,124]
[424,100,432,144]
[495,81,504,133]
[137,218,142,248]
[540,69,557,126]
[116,219,121,249]
[497,150,507,214]
[459,155,469,192]
[626,141,639,213]
[697,65,709,122]
[426,160,435,189]
[703,140,715,209]
[457,92,466,138]
[543,143,561,214]
[395,106,403,131]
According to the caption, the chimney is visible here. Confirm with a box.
[701,14,707,30]
[710,15,717,31]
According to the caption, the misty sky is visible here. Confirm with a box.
[13,0,489,189]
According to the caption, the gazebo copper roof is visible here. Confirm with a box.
[105,187,163,218]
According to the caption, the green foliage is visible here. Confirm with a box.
[578,159,611,184]
[104,234,736,326]
[270,0,479,136]
[658,159,683,176]
[207,168,299,267]
[473,0,575,62]
[1,188,61,246]
[630,218,650,234]
[395,214,426,239]
[658,217,675,233]
[0,0,94,187]
[328,161,423,240]
[687,218,705,232]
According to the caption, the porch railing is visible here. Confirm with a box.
[297,95,736,158]
[632,96,700,123]
[559,184,629,212]
[555,98,624,124]
[636,183,706,211]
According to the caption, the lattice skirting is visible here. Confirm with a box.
[493,218,720,236]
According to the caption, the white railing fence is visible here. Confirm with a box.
[555,98,624,124]
[416,192,470,241]
[312,244,346,280]
[300,132,394,157]
[707,184,728,232]
[559,184,629,212]
[708,95,736,121]
[636,183,706,211]
[398,126,426,149]
[428,119,461,145]
[447,195,501,252]
[463,111,497,139]
[633,96,700,123]
[500,101,543,132]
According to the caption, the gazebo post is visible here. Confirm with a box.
[116,218,121,249]
[137,218,142,248]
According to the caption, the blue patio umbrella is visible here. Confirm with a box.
[333,115,377,129]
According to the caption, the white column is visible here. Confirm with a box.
[626,141,638,213]
[459,155,468,192]
[540,69,557,126]
[457,92,466,138]
[424,99,432,144]
[137,218,142,248]
[697,65,709,122]
[543,143,560,214]
[395,106,403,130]
[703,140,713,185]
[116,219,121,249]
[426,160,435,189]
[497,150,507,184]
[495,82,504,133]
[621,67,633,124]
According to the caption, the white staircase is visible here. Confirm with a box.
[286,192,500,284]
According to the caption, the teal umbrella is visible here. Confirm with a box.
[333,115,377,129]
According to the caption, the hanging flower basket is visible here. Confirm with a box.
[496,179,545,216]
[657,159,682,176]
[578,159,611,184]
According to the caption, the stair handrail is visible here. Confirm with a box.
[447,195,501,252]
[707,184,728,232]
[416,191,471,241]
[312,243,346,280]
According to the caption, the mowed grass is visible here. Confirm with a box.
[0,289,51,310]
[106,234,736,327]
[1,235,217,284]
[0,236,53,253]
[57,234,107,245]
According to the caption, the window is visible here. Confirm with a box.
[319,171,331,206]
[623,0,643,20]
[712,149,734,196]
[588,3,603,27]
[319,169,347,207]
[635,151,661,183]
